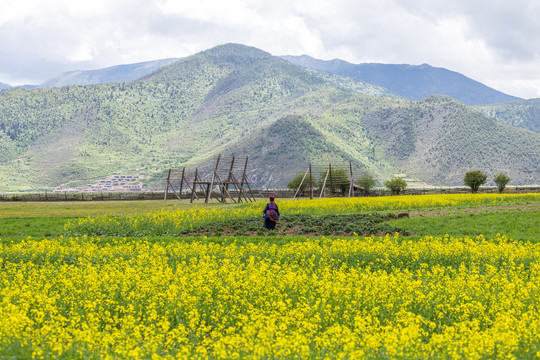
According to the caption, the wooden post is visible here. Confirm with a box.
[319,167,330,199]
[309,163,313,200]
[238,156,249,202]
[229,173,249,203]
[214,171,235,203]
[178,167,185,200]
[206,154,221,204]
[293,166,310,199]
[191,168,199,203]
[164,169,171,200]
[328,164,333,197]
[349,162,354,197]
[182,170,199,202]
[221,156,236,203]
[205,183,211,203]
[228,157,236,182]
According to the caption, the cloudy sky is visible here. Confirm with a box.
[1,0,539,99]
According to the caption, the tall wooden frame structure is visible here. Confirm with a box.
[293,162,357,199]
[163,167,199,201]
[164,155,261,203]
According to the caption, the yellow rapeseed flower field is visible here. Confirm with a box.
[2,233,540,359]
[64,193,540,236]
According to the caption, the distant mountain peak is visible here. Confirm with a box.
[37,58,180,88]
[282,55,521,105]
[202,43,272,59]
[0,82,12,90]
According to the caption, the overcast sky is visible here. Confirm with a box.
[1,0,539,99]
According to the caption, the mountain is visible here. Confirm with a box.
[216,94,538,187]
[0,82,11,91]
[0,43,538,192]
[282,55,521,106]
[38,58,180,88]
[475,98,540,133]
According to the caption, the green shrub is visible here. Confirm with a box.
[355,172,377,195]
[384,177,407,195]
[287,173,314,192]
[464,170,487,193]
[493,173,511,193]
[318,167,350,195]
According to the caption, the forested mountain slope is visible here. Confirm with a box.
[0,44,538,191]
[475,98,540,133]
[213,94,538,187]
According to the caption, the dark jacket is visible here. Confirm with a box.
[263,202,280,218]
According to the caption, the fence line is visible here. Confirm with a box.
[1,186,539,202]
[0,192,165,202]
[287,186,540,198]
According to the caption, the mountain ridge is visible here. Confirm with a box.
[281,55,522,106]
[38,58,180,88]
[0,43,537,191]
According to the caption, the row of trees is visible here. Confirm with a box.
[384,171,511,194]
[286,170,405,196]
[464,170,511,193]
[287,169,512,195]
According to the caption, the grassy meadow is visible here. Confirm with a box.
[1,193,540,359]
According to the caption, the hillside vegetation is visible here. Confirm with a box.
[476,98,540,133]
[0,43,538,191]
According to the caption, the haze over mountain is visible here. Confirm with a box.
[0,43,538,192]
[0,83,11,91]
[37,58,180,88]
[282,55,522,106]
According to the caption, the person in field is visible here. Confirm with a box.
[263,195,280,230]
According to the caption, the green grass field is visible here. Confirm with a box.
[1,195,538,242]
[0,199,220,238]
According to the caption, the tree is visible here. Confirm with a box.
[355,172,377,195]
[464,170,487,193]
[493,173,511,193]
[384,177,407,195]
[287,173,313,192]
[318,167,350,195]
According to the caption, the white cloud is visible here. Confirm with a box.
[0,0,539,98]
[156,0,259,26]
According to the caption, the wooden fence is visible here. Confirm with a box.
[1,186,539,202]
[287,186,540,198]
[0,192,165,202]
